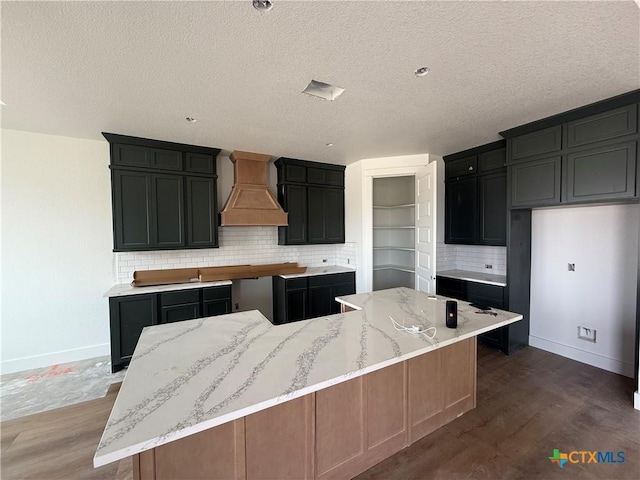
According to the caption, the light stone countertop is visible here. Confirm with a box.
[278,265,356,278]
[94,287,522,467]
[104,280,233,298]
[436,269,507,287]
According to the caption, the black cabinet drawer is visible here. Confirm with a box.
[185,153,216,174]
[160,289,200,307]
[308,272,354,288]
[286,277,308,290]
[567,104,637,148]
[446,155,477,179]
[160,303,201,324]
[203,299,231,317]
[467,282,504,309]
[510,126,562,161]
[202,285,232,301]
[436,277,467,300]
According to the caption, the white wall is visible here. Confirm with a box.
[530,204,639,377]
[345,161,364,291]
[1,129,114,374]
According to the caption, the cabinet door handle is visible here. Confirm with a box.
[468,166,474,171]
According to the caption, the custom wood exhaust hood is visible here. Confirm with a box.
[219,150,288,226]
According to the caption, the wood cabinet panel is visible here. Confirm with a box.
[316,377,364,479]
[245,395,314,480]
[441,337,476,424]
[366,362,407,451]
[151,419,245,480]
[408,348,443,443]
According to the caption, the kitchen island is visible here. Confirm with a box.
[94,287,522,479]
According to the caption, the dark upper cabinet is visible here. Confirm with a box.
[510,156,562,207]
[278,185,307,245]
[109,294,158,372]
[109,285,231,372]
[307,187,345,244]
[275,158,346,245]
[112,170,152,250]
[185,153,216,174]
[510,126,562,161]
[445,155,477,179]
[446,177,478,244]
[566,104,637,148]
[186,176,218,248]
[479,172,507,245]
[444,141,507,246]
[564,141,637,203]
[272,272,355,324]
[502,96,639,208]
[104,133,221,252]
[153,174,185,248]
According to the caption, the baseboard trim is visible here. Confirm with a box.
[529,335,634,378]
[635,391,640,411]
[1,343,110,375]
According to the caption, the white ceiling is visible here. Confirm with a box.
[2,1,639,165]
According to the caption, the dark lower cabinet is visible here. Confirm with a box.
[109,294,158,373]
[273,272,355,324]
[109,285,232,372]
[436,276,523,355]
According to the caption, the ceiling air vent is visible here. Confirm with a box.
[302,80,345,101]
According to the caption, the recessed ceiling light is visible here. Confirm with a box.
[186,117,197,123]
[325,143,334,147]
[414,67,430,77]
[253,0,273,12]
[302,80,345,101]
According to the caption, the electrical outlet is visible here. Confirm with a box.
[235,303,240,311]
[577,326,596,343]
[568,263,576,271]
[485,264,493,269]
[323,259,327,263]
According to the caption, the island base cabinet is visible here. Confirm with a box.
[129,339,476,480]
[133,419,245,480]
[408,337,476,443]
[315,362,407,480]
[245,395,315,480]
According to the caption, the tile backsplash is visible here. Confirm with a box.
[115,227,356,284]
[436,242,506,276]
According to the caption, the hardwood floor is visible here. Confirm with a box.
[2,345,639,479]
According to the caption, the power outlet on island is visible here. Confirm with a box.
[577,326,596,343]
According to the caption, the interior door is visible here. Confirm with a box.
[416,162,437,293]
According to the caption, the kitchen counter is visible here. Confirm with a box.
[94,287,521,468]
[278,264,355,278]
[104,280,233,298]
[437,269,506,286]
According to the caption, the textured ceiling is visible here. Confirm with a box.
[1,1,639,164]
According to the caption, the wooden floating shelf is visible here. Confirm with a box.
[132,263,306,286]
